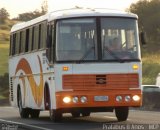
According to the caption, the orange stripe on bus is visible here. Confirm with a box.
[15,56,44,107]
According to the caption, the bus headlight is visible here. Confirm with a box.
[63,97,71,103]
[80,96,87,103]
[116,96,122,102]
[132,95,140,101]
[125,95,131,102]
[72,96,79,103]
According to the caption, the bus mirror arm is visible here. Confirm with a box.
[140,32,147,46]
[48,63,54,68]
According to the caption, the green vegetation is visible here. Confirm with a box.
[0,88,8,100]
[0,44,9,76]
[142,52,160,84]
[0,19,14,76]
[0,73,9,100]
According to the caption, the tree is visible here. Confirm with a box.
[15,0,48,21]
[0,8,10,24]
[41,0,48,14]
[129,0,160,43]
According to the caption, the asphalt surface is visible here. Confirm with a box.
[0,107,160,130]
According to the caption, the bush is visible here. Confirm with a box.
[142,52,160,84]
[0,73,9,99]
[0,73,9,90]
[0,25,10,30]
[143,92,160,110]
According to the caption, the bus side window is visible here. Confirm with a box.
[19,31,22,53]
[12,33,16,55]
[46,23,54,63]
[15,32,20,54]
[28,28,32,51]
[21,30,26,53]
[33,25,39,50]
[51,23,55,63]
[25,29,29,52]
[41,22,47,49]
[9,35,13,56]
[38,24,41,49]
[31,27,35,51]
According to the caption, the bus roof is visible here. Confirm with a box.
[11,8,138,33]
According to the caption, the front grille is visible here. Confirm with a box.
[63,74,139,90]
[96,75,106,85]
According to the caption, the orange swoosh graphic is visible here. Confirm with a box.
[15,56,44,107]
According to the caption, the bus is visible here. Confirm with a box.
[9,8,143,122]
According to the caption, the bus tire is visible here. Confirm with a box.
[81,111,90,117]
[44,84,50,110]
[50,109,62,122]
[30,109,40,118]
[18,88,29,118]
[115,107,129,121]
[71,111,80,117]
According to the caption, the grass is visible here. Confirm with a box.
[0,43,9,76]
[0,88,9,100]
[0,43,9,48]
[0,95,7,99]
[142,52,160,84]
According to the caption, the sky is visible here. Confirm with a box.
[0,0,139,18]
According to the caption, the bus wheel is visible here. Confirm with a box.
[44,85,50,110]
[50,109,62,122]
[115,107,129,121]
[18,89,29,118]
[30,109,40,118]
[71,111,80,117]
[81,111,90,117]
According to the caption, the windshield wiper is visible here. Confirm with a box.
[78,46,95,63]
[103,46,125,63]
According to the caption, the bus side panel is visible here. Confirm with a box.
[9,50,54,110]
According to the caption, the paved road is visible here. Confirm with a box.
[0,107,160,130]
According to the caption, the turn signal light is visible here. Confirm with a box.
[132,64,139,70]
[63,66,69,71]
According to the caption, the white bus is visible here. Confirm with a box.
[9,8,143,122]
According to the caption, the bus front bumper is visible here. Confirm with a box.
[55,89,142,109]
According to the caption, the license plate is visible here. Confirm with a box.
[94,96,108,101]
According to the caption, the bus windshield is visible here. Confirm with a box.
[56,17,140,62]
[56,18,97,61]
[101,18,139,61]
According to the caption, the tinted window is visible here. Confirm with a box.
[28,28,32,51]
[101,18,139,61]
[32,27,35,50]
[38,24,41,49]
[12,33,16,55]
[25,29,29,52]
[21,31,26,53]
[56,18,97,61]
[41,22,47,48]
[19,31,22,53]
[9,35,13,56]
[15,32,20,54]
[33,25,39,50]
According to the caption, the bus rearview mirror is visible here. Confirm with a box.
[140,32,147,46]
